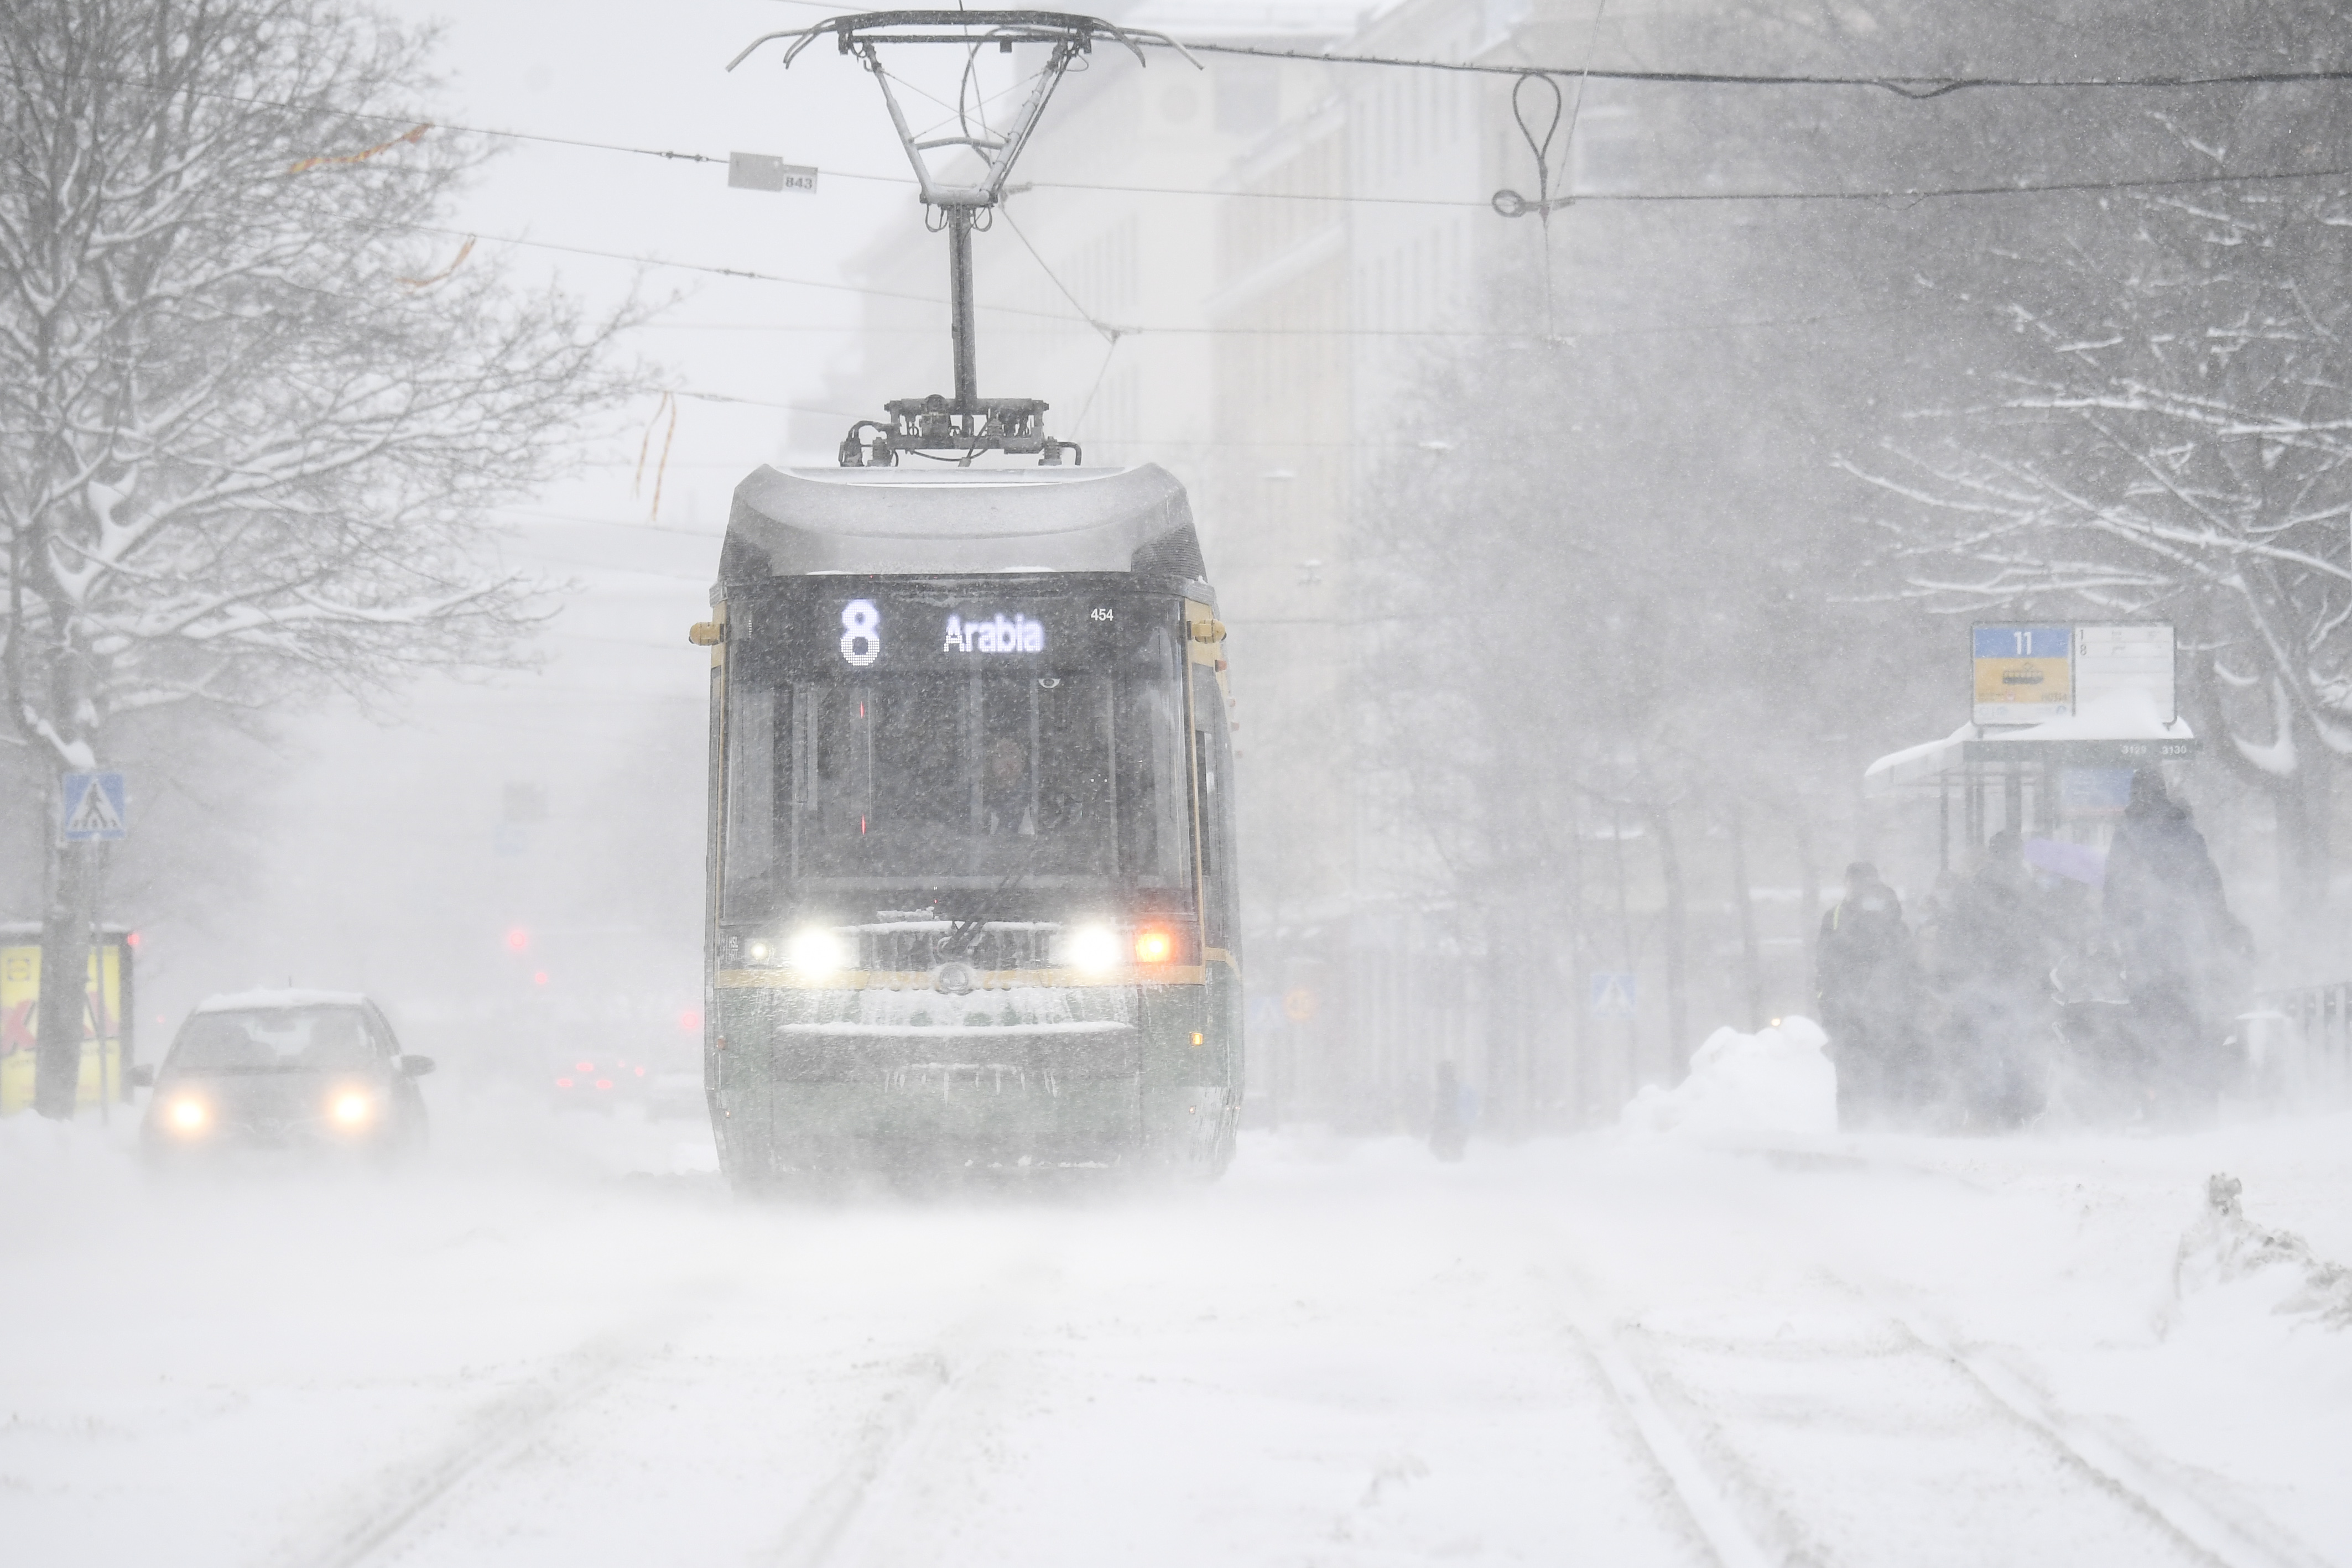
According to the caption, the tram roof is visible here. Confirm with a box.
[719,463,1206,585]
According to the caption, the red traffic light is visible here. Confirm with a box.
[504,926,530,952]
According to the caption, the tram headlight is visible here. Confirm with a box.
[1065,925,1121,974]
[746,939,772,963]
[1133,928,1174,965]
[787,928,849,976]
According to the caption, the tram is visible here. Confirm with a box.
[694,462,1241,1184]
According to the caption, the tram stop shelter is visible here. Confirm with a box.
[1864,689,2200,879]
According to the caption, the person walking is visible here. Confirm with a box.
[2104,770,2250,1120]
[1428,1060,1468,1161]
[1935,831,2054,1129]
[1815,863,1921,1122]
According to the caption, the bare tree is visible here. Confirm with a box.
[1,0,638,1114]
[1852,175,2352,920]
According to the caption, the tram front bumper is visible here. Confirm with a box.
[763,1074,1147,1172]
[710,973,1234,1176]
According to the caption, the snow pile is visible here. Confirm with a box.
[2173,1173,2352,1330]
[1621,1017,1838,1137]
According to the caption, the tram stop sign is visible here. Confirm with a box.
[1973,626,2072,725]
[60,772,127,842]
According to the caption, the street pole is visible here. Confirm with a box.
[34,828,94,1119]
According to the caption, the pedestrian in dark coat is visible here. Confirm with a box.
[1935,831,2053,1129]
[1428,1060,1468,1161]
[1815,862,1921,1121]
[2104,770,2250,1118]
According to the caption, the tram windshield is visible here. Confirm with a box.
[722,619,1193,915]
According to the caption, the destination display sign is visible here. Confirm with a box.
[742,584,1173,678]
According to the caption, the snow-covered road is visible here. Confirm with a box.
[7,1107,2350,1567]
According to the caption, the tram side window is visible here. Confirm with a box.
[1115,632,1191,889]
[1191,662,1235,948]
[722,685,779,919]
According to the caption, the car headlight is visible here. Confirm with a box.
[787,927,849,976]
[1065,925,1121,973]
[166,1096,209,1134]
[329,1090,376,1128]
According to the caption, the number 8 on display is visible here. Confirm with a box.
[840,600,881,666]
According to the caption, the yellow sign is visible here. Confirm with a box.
[1973,626,2073,725]
[0,939,129,1115]
[1281,987,1319,1023]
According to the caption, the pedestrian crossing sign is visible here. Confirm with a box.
[60,772,127,842]
[1589,971,1638,1021]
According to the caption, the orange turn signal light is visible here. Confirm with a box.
[1134,928,1173,964]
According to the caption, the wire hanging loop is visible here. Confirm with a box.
[1491,72,1571,218]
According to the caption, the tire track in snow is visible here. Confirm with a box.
[262,1302,709,1568]
[761,1259,1058,1568]
[763,1350,955,1568]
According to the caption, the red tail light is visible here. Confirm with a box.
[555,1076,574,1088]
[594,1079,612,1090]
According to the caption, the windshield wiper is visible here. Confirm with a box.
[940,834,1054,961]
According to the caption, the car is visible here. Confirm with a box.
[549,1049,652,1112]
[138,990,432,1162]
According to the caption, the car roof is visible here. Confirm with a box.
[192,989,374,1014]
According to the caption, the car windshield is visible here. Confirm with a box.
[170,1007,383,1073]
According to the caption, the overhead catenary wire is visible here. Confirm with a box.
[393,142,2352,338]
[39,59,2352,211]
[997,206,1129,342]
[1151,38,2352,98]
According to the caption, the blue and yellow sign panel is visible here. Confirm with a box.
[1973,625,2073,725]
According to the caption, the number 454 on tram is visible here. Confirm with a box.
[691,463,1241,1186]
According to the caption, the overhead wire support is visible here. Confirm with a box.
[729,11,1199,467]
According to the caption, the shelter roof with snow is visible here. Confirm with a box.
[1865,690,2199,799]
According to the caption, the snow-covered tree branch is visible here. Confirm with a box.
[1849,171,2352,912]
[0,0,641,1114]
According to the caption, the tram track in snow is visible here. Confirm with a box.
[1875,1298,2333,1568]
[1567,1287,2317,1568]
[1620,1140,2334,1566]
